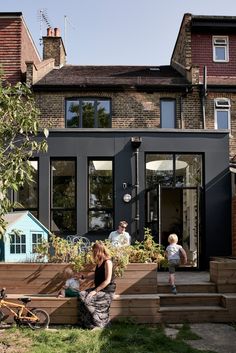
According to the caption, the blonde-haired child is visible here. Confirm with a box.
[165,233,187,294]
[58,267,83,298]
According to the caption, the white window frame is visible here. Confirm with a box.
[214,98,231,130]
[212,36,229,62]
[31,232,43,253]
[9,232,26,254]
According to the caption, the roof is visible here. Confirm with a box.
[3,211,50,233]
[191,15,236,33]
[33,65,190,91]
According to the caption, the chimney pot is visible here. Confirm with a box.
[54,28,60,37]
[47,27,54,37]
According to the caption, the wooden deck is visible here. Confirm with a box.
[0,261,236,324]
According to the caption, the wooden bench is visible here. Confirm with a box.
[0,263,160,324]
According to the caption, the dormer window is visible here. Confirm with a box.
[214,98,231,129]
[213,36,229,62]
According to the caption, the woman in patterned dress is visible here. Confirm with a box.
[78,241,116,329]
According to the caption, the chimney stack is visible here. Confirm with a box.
[43,27,66,67]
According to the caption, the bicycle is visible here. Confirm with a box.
[0,288,50,330]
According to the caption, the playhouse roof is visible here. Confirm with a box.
[3,211,50,234]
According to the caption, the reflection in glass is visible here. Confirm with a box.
[216,111,229,129]
[51,160,76,234]
[97,100,110,127]
[146,154,173,188]
[66,100,80,127]
[51,210,76,233]
[175,155,202,187]
[88,160,113,232]
[52,160,75,208]
[65,99,111,128]
[82,100,95,128]
[89,210,113,231]
[14,160,38,216]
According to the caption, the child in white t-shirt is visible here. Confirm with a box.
[165,233,187,295]
[58,267,82,298]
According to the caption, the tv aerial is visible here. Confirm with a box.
[37,9,53,46]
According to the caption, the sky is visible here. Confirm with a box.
[2,0,236,66]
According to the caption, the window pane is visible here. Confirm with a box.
[161,100,175,128]
[88,159,113,232]
[215,47,226,61]
[14,160,38,209]
[217,111,229,129]
[97,100,111,127]
[51,210,76,233]
[82,101,95,128]
[89,160,113,209]
[66,100,80,127]
[89,210,113,231]
[175,155,202,187]
[146,154,174,187]
[51,160,76,208]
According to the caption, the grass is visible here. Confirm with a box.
[0,322,217,353]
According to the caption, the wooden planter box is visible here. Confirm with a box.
[0,262,159,324]
[0,262,157,295]
[210,259,236,292]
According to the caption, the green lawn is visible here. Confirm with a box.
[0,322,217,353]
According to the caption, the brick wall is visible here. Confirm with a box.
[35,90,204,130]
[192,33,236,77]
[0,15,41,84]
[0,16,22,84]
[171,13,192,76]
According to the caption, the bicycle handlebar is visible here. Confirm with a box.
[0,287,6,299]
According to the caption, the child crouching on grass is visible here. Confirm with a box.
[58,267,84,298]
[165,233,187,295]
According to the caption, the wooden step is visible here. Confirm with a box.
[160,305,229,323]
[157,283,217,293]
[159,293,223,307]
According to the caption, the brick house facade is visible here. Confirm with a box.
[0,12,41,84]
[0,12,235,266]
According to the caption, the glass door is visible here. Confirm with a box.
[146,153,202,268]
[146,186,200,268]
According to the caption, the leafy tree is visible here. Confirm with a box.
[0,81,48,235]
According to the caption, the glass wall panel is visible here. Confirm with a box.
[51,159,76,234]
[88,159,113,232]
[175,154,202,187]
[146,154,173,188]
[13,160,38,217]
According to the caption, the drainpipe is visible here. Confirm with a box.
[202,66,207,129]
[131,137,142,240]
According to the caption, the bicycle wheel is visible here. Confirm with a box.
[27,308,50,330]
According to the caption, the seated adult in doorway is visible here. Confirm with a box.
[108,220,131,247]
[78,241,116,329]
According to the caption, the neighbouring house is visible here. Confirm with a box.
[0,211,49,262]
[1,12,236,268]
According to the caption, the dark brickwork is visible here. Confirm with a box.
[35,90,202,130]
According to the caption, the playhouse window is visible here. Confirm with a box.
[32,233,43,252]
[10,233,26,254]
